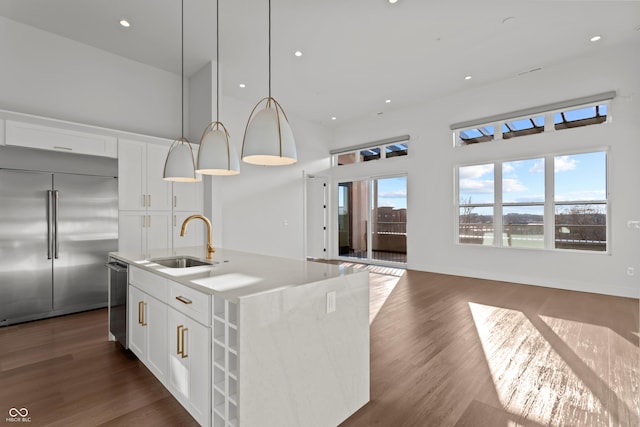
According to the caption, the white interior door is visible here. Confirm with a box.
[305,176,328,259]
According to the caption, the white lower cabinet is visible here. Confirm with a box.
[128,285,168,382]
[128,267,211,426]
[167,307,211,427]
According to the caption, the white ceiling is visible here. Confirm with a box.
[0,0,638,125]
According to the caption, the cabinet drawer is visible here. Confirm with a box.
[129,266,168,302]
[168,281,211,326]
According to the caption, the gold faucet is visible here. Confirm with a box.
[180,214,215,259]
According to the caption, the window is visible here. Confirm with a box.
[457,151,608,252]
[502,158,545,248]
[459,164,494,245]
[452,94,613,147]
[554,104,607,130]
[502,116,544,140]
[554,152,607,251]
[337,152,356,165]
[360,147,381,162]
[332,137,409,167]
[385,142,408,158]
[458,126,494,145]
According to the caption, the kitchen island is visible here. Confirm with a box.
[109,247,370,427]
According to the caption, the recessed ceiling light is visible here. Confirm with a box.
[465,75,472,80]
[239,83,246,88]
[294,51,302,57]
[388,0,399,4]
[590,35,601,42]
[385,99,391,104]
[119,20,131,28]
[331,117,337,121]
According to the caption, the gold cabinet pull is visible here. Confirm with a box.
[147,194,151,207]
[181,327,188,359]
[175,296,192,305]
[142,194,146,207]
[177,324,183,356]
[138,301,147,326]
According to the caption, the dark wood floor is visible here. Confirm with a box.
[341,271,639,427]
[1,270,638,426]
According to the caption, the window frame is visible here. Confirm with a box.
[455,149,610,254]
[453,100,611,147]
[332,141,409,167]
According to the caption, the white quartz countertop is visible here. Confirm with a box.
[109,247,357,301]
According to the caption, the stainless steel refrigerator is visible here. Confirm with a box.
[0,169,118,326]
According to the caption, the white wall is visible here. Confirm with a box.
[0,16,181,139]
[209,95,333,259]
[329,40,640,298]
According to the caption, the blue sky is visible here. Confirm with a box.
[376,176,407,209]
[459,151,606,204]
[338,176,408,210]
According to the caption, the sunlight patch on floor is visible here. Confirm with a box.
[469,302,616,426]
[369,274,400,324]
[540,314,640,426]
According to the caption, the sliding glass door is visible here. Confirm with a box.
[338,180,368,259]
[338,175,407,264]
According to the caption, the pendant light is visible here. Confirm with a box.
[241,0,297,166]
[163,0,201,182]
[196,0,240,175]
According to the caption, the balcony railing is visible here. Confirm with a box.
[459,223,606,251]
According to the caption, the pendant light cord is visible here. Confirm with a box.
[268,0,271,99]
[181,0,185,138]
[216,0,220,122]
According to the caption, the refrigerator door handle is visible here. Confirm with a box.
[47,190,53,260]
[53,190,59,259]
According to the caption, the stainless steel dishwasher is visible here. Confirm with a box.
[106,259,128,348]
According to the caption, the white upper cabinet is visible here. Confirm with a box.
[4,120,117,158]
[118,138,171,211]
[172,180,203,212]
[118,139,146,210]
[146,143,172,211]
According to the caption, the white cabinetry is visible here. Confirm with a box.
[167,280,211,426]
[4,120,117,157]
[119,211,172,253]
[171,174,204,249]
[173,181,203,212]
[211,297,239,427]
[127,267,211,426]
[118,139,173,252]
[168,307,211,426]
[118,139,171,211]
[128,284,168,383]
[118,138,205,251]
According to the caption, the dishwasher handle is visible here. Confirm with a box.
[105,261,128,273]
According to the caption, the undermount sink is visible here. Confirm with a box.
[150,256,215,269]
